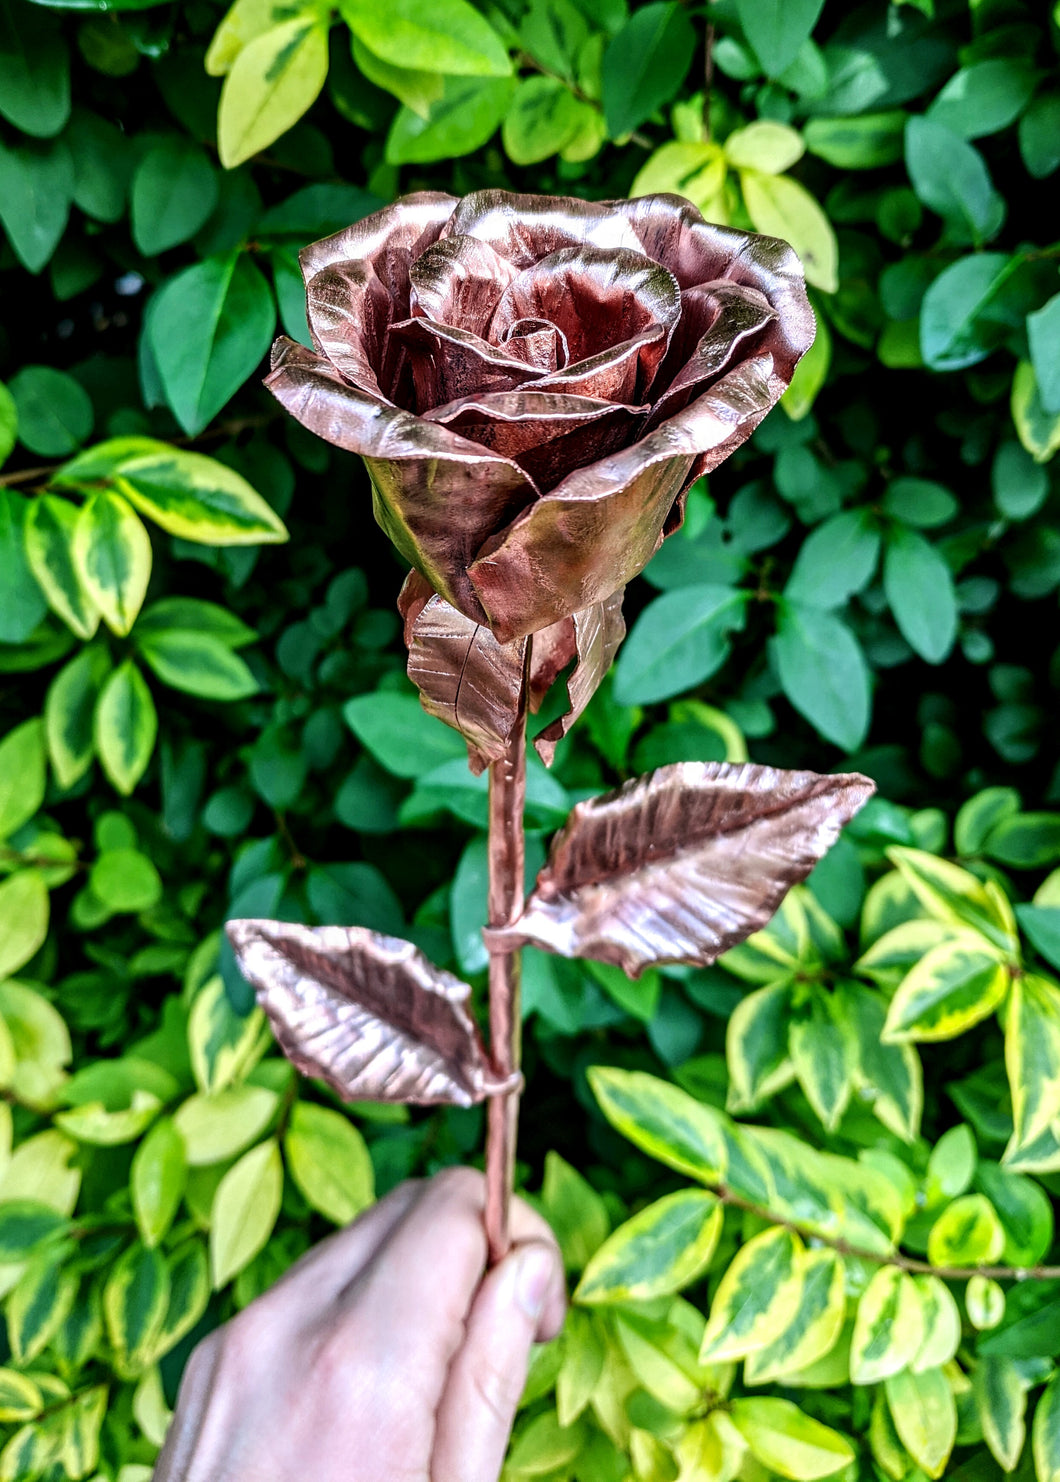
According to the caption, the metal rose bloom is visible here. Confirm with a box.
[266,189,814,644]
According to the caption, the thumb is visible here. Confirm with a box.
[432,1240,565,1482]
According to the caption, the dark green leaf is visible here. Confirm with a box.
[601,2,695,137]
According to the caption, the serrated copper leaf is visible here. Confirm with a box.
[398,571,625,773]
[399,570,528,776]
[226,920,510,1107]
[487,762,875,976]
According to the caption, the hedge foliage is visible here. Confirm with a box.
[1,0,1060,1476]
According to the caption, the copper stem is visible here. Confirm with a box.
[484,645,530,1265]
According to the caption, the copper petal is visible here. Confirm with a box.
[467,353,776,643]
[533,588,626,767]
[488,762,875,976]
[226,919,511,1107]
[299,191,456,294]
[410,234,520,337]
[440,189,644,267]
[386,316,549,410]
[648,281,777,425]
[422,390,648,490]
[489,246,680,376]
[399,572,529,775]
[265,337,539,625]
[305,260,393,398]
[613,194,814,379]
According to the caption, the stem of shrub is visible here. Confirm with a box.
[483,646,530,1265]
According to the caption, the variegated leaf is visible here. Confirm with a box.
[226,920,510,1107]
[490,762,875,976]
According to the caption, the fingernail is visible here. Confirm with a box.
[514,1247,554,1321]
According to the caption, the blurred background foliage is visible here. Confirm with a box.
[1,0,1060,1476]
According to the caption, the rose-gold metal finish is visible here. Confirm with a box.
[265,189,813,643]
[487,763,876,976]
[533,588,625,766]
[483,647,530,1266]
[399,571,528,776]
[225,920,515,1106]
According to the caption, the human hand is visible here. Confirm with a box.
[153,1167,566,1482]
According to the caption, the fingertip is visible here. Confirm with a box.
[510,1240,566,1342]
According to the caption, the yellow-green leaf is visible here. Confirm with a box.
[45,647,109,791]
[850,1266,924,1385]
[783,307,830,421]
[744,1249,845,1386]
[910,1274,961,1371]
[730,1397,854,1481]
[173,1084,278,1166]
[339,0,511,77]
[93,661,157,796]
[699,1226,804,1364]
[789,989,856,1131]
[975,1355,1028,1472]
[926,1192,1005,1266]
[0,1127,79,1213]
[24,495,99,639]
[102,1243,170,1379]
[887,845,1019,954]
[73,489,151,637]
[187,975,269,1093]
[209,1139,283,1287]
[883,932,1009,1042]
[555,1309,605,1428]
[967,1274,1006,1330]
[1005,974,1060,1163]
[132,1117,187,1248]
[725,120,804,173]
[727,981,795,1112]
[350,35,443,117]
[285,1102,374,1225]
[587,1066,729,1185]
[0,1368,43,1423]
[205,0,300,74]
[575,1189,721,1305]
[218,18,330,169]
[885,1366,957,1478]
[740,170,838,293]
[103,443,287,545]
[0,718,46,842]
[1012,359,1060,464]
[539,1152,610,1273]
[0,872,49,980]
[630,140,727,216]
[156,1241,210,1352]
[6,1254,77,1364]
[1035,1372,1060,1482]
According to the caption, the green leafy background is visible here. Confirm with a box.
[1,0,1060,1475]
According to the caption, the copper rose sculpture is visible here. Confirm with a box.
[266,189,814,644]
[230,190,874,1265]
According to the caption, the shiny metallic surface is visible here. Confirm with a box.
[398,573,623,773]
[265,189,814,642]
[484,668,529,1266]
[487,763,876,977]
[225,919,512,1107]
[532,588,625,766]
[399,572,528,775]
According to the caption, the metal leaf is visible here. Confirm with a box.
[226,920,512,1107]
[399,570,528,776]
[487,762,875,976]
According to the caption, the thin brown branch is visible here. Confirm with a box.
[714,1182,1060,1282]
